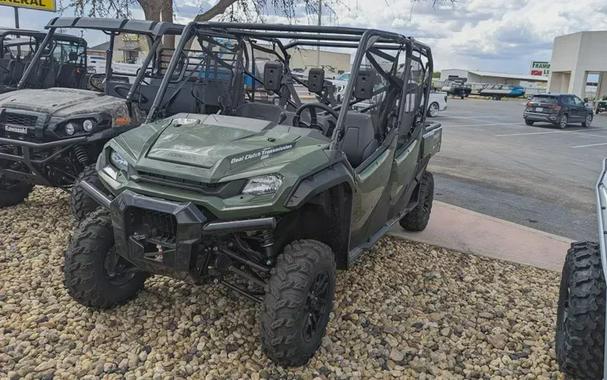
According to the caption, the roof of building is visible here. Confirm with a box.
[469,70,548,82]
[89,41,111,51]
[443,69,548,82]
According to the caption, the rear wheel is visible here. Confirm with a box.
[556,241,605,379]
[0,178,33,207]
[64,208,147,309]
[559,114,568,129]
[70,165,104,221]
[525,119,534,126]
[582,114,593,128]
[400,171,434,232]
[427,102,440,117]
[261,240,336,367]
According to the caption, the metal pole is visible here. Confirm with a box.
[316,0,321,67]
[14,8,19,29]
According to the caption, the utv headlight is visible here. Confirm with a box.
[110,150,129,172]
[82,119,95,132]
[65,122,77,136]
[242,175,283,196]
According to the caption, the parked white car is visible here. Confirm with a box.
[427,92,448,117]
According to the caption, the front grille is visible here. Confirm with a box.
[127,208,177,240]
[3,112,38,127]
[136,171,245,198]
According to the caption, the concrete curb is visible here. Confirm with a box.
[389,201,573,272]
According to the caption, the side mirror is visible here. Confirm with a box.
[307,68,325,93]
[584,97,589,103]
[263,62,283,92]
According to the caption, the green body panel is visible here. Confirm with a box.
[99,114,335,220]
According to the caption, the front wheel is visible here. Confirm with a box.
[0,178,33,207]
[400,171,434,231]
[64,208,147,309]
[261,240,336,367]
[582,114,593,128]
[525,119,534,126]
[427,102,440,117]
[70,165,104,221]
[555,241,605,379]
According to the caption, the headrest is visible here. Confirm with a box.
[307,68,325,93]
[354,69,376,100]
[263,61,283,92]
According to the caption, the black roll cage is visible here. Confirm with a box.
[17,17,184,104]
[148,22,433,150]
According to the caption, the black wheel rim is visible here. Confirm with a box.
[303,272,330,342]
[104,247,136,286]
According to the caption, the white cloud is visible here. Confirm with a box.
[1,0,606,74]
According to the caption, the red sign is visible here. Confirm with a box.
[530,70,543,76]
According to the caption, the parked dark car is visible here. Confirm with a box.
[596,98,607,114]
[524,94,593,128]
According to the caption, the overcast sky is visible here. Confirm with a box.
[1,0,606,74]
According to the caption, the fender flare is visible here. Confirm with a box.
[285,161,354,209]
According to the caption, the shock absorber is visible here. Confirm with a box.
[259,230,274,265]
[73,145,89,166]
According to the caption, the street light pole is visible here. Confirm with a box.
[14,7,20,29]
[316,0,321,67]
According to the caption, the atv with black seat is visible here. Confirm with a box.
[556,159,607,380]
[64,22,442,366]
[0,17,184,213]
[0,28,87,94]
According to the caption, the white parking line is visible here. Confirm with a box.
[449,122,525,128]
[571,142,607,149]
[496,129,607,138]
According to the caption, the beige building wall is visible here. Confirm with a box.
[548,31,607,97]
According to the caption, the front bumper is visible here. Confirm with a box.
[523,111,559,123]
[0,136,88,185]
[81,181,276,283]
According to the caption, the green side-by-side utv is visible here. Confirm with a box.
[0,17,184,215]
[64,22,442,366]
[556,159,607,380]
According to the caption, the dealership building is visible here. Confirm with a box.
[439,69,548,94]
[548,31,607,98]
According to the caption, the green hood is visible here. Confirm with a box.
[147,114,301,169]
[112,113,331,182]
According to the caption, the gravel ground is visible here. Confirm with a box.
[1,187,563,379]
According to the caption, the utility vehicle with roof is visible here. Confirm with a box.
[556,159,607,380]
[64,22,442,366]
[0,17,184,214]
[0,28,87,94]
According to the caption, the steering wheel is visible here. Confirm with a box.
[293,102,339,135]
[113,84,149,104]
[88,73,105,92]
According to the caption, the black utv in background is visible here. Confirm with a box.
[0,28,87,93]
[0,17,184,215]
[524,94,593,129]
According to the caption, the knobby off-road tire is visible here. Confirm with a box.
[556,241,605,380]
[0,179,33,207]
[261,240,336,367]
[70,165,104,221]
[64,208,146,309]
[400,171,434,232]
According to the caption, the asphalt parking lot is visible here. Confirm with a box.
[429,98,607,241]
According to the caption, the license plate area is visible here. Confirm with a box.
[4,125,28,134]
[535,107,544,112]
